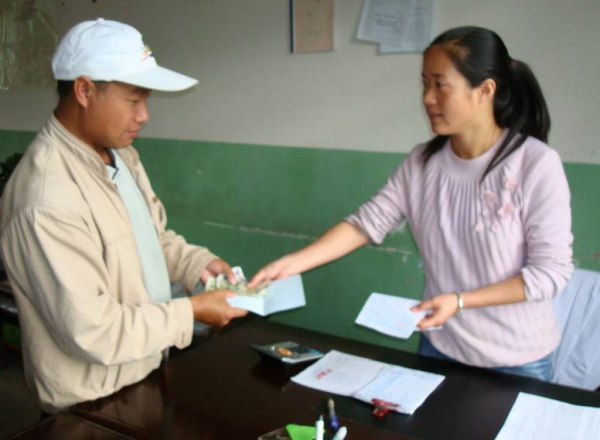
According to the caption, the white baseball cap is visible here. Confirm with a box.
[52,18,198,92]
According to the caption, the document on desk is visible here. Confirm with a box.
[226,274,305,317]
[495,393,600,440]
[292,350,444,415]
[355,292,427,339]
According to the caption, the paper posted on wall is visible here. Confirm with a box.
[357,0,433,54]
[292,350,444,415]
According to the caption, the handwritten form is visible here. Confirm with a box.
[357,0,433,53]
[355,292,427,339]
[292,350,444,414]
[380,0,433,53]
[495,393,600,440]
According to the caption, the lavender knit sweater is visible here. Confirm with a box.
[346,133,573,367]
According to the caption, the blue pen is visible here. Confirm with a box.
[327,398,340,431]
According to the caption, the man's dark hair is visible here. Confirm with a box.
[56,80,110,99]
[56,80,75,99]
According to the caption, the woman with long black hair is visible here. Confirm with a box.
[249,26,573,380]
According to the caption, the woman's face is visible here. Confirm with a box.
[421,45,484,137]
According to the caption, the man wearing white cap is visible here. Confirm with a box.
[0,19,247,413]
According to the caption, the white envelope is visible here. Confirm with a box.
[227,274,306,316]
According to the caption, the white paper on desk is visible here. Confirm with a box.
[353,364,444,415]
[495,393,600,440]
[292,350,389,396]
[292,350,444,415]
[355,292,426,339]
[226,274,305,317]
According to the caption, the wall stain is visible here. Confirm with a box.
[203,220,413,256]
[577,253,600,261]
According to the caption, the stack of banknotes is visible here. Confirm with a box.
[205,267,270,296]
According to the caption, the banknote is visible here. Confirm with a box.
[205,267,270,297]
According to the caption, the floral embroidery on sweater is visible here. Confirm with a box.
[475,171,520,233]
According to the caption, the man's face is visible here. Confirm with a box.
[82,81,151,157]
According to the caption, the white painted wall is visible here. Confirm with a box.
[0,0,597,163]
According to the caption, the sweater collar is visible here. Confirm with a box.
[437,129,509,181]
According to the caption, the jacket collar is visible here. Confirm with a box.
[46,114,140,176]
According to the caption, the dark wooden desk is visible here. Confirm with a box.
[5,413,134,440]
[73,317,600,440]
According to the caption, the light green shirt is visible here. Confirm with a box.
[107,151,171,303]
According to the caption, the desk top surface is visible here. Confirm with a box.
[6,413,133,440]
[73,317,600,440]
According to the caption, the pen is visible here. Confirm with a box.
[327,397,340,431]
[315,415,324,440]
[331,426,347,440]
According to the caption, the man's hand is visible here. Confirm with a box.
[189,289,247,327]
[411,293,459,329]
[200,258,236,285]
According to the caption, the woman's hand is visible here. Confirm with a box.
[411,293,460,329]
[248,255,297,288]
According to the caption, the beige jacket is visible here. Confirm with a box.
[0,115,217,413]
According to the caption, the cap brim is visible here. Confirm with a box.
[115,65,198,92]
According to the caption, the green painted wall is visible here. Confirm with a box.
[2,129,599,352]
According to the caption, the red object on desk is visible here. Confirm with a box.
[371,398,401,418]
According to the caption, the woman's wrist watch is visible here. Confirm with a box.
[453,291,464,317]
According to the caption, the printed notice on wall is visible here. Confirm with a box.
[357,0,433,54]
[290,0,334,54]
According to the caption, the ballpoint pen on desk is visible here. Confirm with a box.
[327,397,340,431]
[315,415,324,440]
[331,427,348,440]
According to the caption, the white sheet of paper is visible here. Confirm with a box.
[353,364,444,415]
[379,0,433,53]
[292,350,390,396]
[226,274,305,316]
[355,292,426,339]
[292,350,444,414]
[495,393,600,440]
[357,0,412,45]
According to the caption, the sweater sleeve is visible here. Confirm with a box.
[345,154,414,245]
[520,148,573,301]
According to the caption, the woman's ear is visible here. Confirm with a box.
[479,78,497,102]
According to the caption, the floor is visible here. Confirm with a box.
[0,347,40,439]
